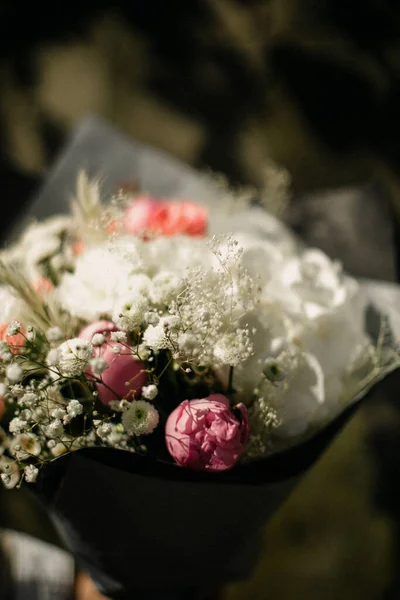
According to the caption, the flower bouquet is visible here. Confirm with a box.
[0,120,399,599]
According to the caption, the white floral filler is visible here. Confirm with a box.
[0,171,397,487]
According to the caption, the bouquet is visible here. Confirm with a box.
[0,171,396,484]
[0,142,398,597]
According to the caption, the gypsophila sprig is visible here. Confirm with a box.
[7,321,21,336]
[58,339,94,377]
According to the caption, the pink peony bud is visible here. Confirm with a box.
[95,343,148,406]
[122,195,207,238]
[165,394,249,472]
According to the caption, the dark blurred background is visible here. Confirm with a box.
[1,1,400,598]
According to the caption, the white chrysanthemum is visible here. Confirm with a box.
[141,384,158,401]
[6,363,24,383]
[58,338,93,377]
[56,245,137,320]
[24,464,39,483]
[122,400,159,436]
[10,433,41,460]
[142,324,172,351]
[112,294,148,331]
[67,399,83,418]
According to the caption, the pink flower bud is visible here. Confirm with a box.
[123,196,207,239]
[165,394,249,472]
[95,343,147,406]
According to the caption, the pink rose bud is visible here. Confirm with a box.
[95,343,148,406]
[123,196,207,238]
[165,394,249,472]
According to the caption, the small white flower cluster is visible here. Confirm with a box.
[0,379,93,486]
[158,236,261,367]
[58,338,94,377]
[7,321,21,336]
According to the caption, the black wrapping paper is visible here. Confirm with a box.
[8,116,400,599]
[35,397,360,598]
